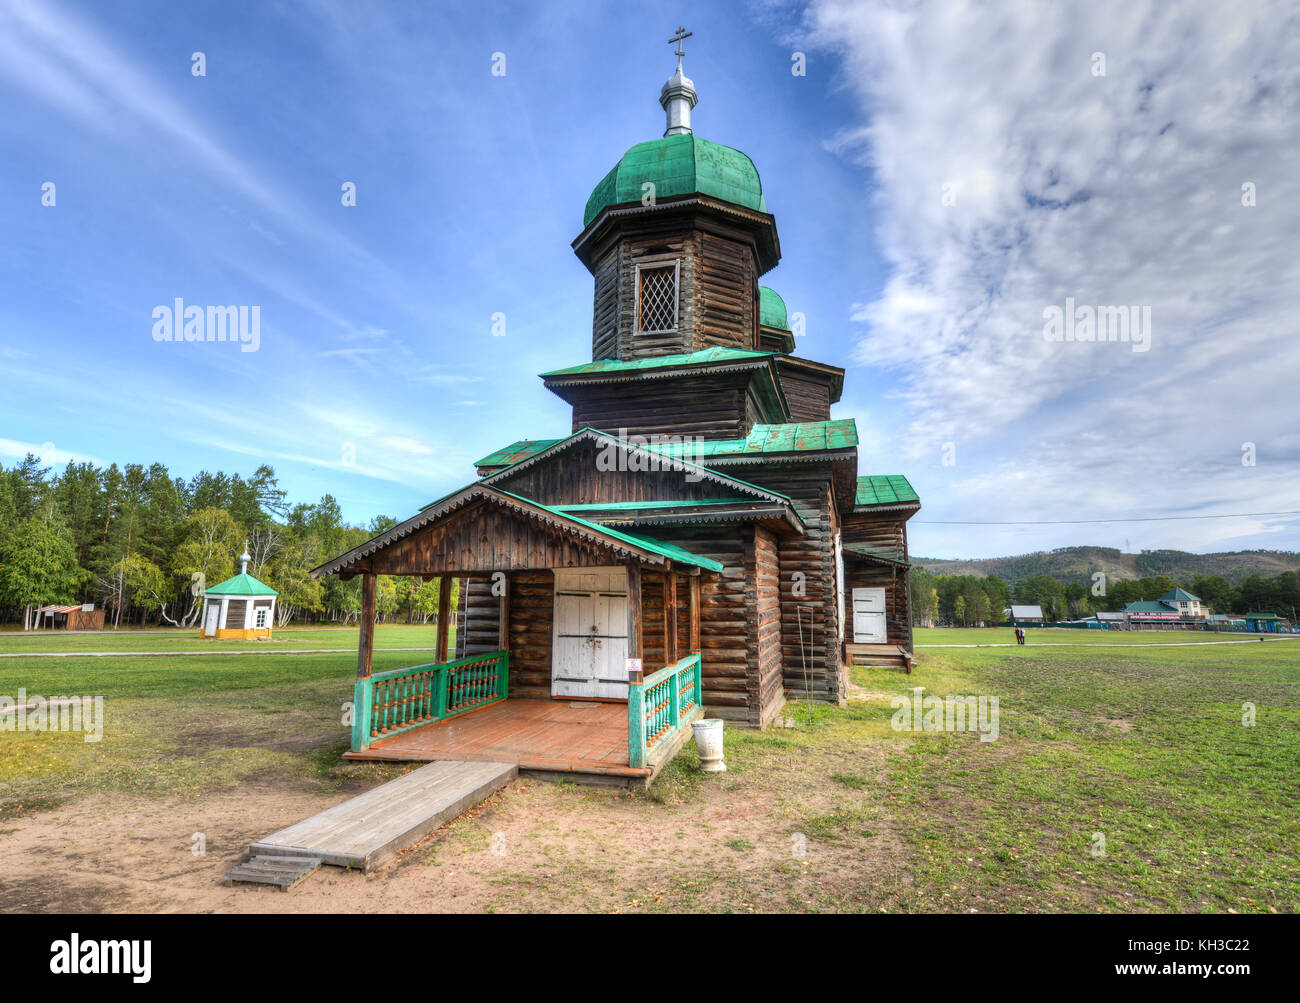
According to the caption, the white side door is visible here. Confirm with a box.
[552,568,629,700]
[851,587,888,643]
[203,603,220,637]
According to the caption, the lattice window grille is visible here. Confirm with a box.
[637,264,678,333]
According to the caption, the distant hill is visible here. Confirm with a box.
[912,547,1300,586]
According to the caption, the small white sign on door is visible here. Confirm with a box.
[625,657,643,680]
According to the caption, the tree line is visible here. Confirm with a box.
[911,566,1300,625]
[0,454,458,630]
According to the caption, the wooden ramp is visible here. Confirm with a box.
[249,759,517,873]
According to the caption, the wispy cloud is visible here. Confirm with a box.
[804,0,1300,554]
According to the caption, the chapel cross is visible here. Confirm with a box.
[669,26,692,62]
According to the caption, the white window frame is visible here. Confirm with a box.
[254,608,269,629]
[634,260,680,334]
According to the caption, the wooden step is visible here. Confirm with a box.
[844,643,914,672]
[222,855,321,892]
[249,759,517,873]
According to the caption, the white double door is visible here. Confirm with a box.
[552,567,629,700]
[851,587,888,643]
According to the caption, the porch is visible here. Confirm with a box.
[343,651,705,788]
[313,483,721,788]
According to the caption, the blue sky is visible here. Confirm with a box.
[2,0,1297,559]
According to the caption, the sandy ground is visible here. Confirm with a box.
[0,747,910,913]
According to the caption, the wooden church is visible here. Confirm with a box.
[313,36,920,784]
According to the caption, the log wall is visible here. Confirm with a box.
[588,216,761,361]
[567,372,755,440]
[734,461,846,704]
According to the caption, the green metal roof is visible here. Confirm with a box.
[646,419,858,460]
[854,475,920,507]
[1158,587,1200,602]
[843,543,911,567]
[541,347,771,379]
[474,438,563,469]
[759,287,789,331]
[1124,601,1179,613]
[205,572,278,597]
[584,133,768,228]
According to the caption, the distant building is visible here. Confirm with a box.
[1123,590,1249,631]
[1157,587,1205,618]
[199,544,277,640]
[1006,605,1044,624]
[1243,612,1287,633]
[36,604,104,630]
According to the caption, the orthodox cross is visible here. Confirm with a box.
[669,26,692,62]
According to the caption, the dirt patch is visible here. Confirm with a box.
[0,753,910,914]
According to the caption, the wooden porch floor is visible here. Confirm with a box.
[343,699,649,779]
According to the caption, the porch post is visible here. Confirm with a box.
[498,571,510,652]
[626,563,642,680]
[689,574,701,654]
[356,573,376,679]
[664,572,678,665]
[435,574,451,663]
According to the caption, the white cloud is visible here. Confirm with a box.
[803,0,1300,555]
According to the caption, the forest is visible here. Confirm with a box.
[0,453,457,630]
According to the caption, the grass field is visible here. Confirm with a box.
[0,623,443,654]
[0,625,1295,912]
[915,625,1289,645]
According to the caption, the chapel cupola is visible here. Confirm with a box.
[572,29,782,371]
[552,30,803,441]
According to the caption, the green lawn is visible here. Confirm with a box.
[915,625,1285,645]
[855,632,1300,911]
[0,623,446,654]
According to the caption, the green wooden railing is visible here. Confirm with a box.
[628,653,702,768]
[351,650,508,753]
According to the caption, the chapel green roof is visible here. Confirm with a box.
[854,475,920,507]
[474,438,564,469]
[646,418,858,458]
[540,346,771,379]
[843,543,912,567]
[759,287,789,331]
[583,133,768,228]
[205,572,278,597]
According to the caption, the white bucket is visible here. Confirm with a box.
[691,718,726,773]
